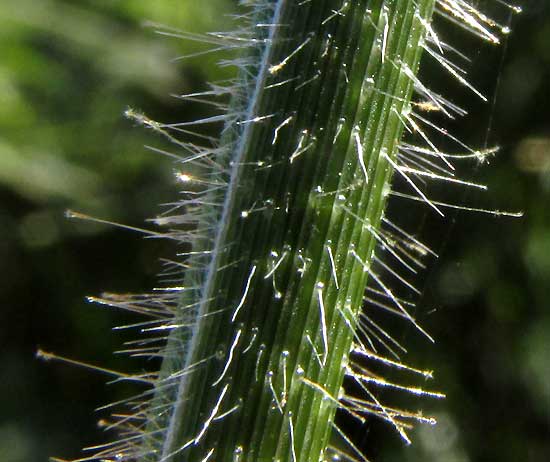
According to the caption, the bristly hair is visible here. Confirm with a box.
[50,1,521,461]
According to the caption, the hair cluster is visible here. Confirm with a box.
[51,1,521,461]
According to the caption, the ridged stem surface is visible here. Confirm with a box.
[152,1,435,461]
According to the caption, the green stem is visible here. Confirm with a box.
[147,1,435,461]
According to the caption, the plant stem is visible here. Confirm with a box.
[145,1,436,461]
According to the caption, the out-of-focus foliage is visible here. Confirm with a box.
[1,1,549,462]
[0,0,234,215]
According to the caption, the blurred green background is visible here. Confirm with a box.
[0,1,548,461]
